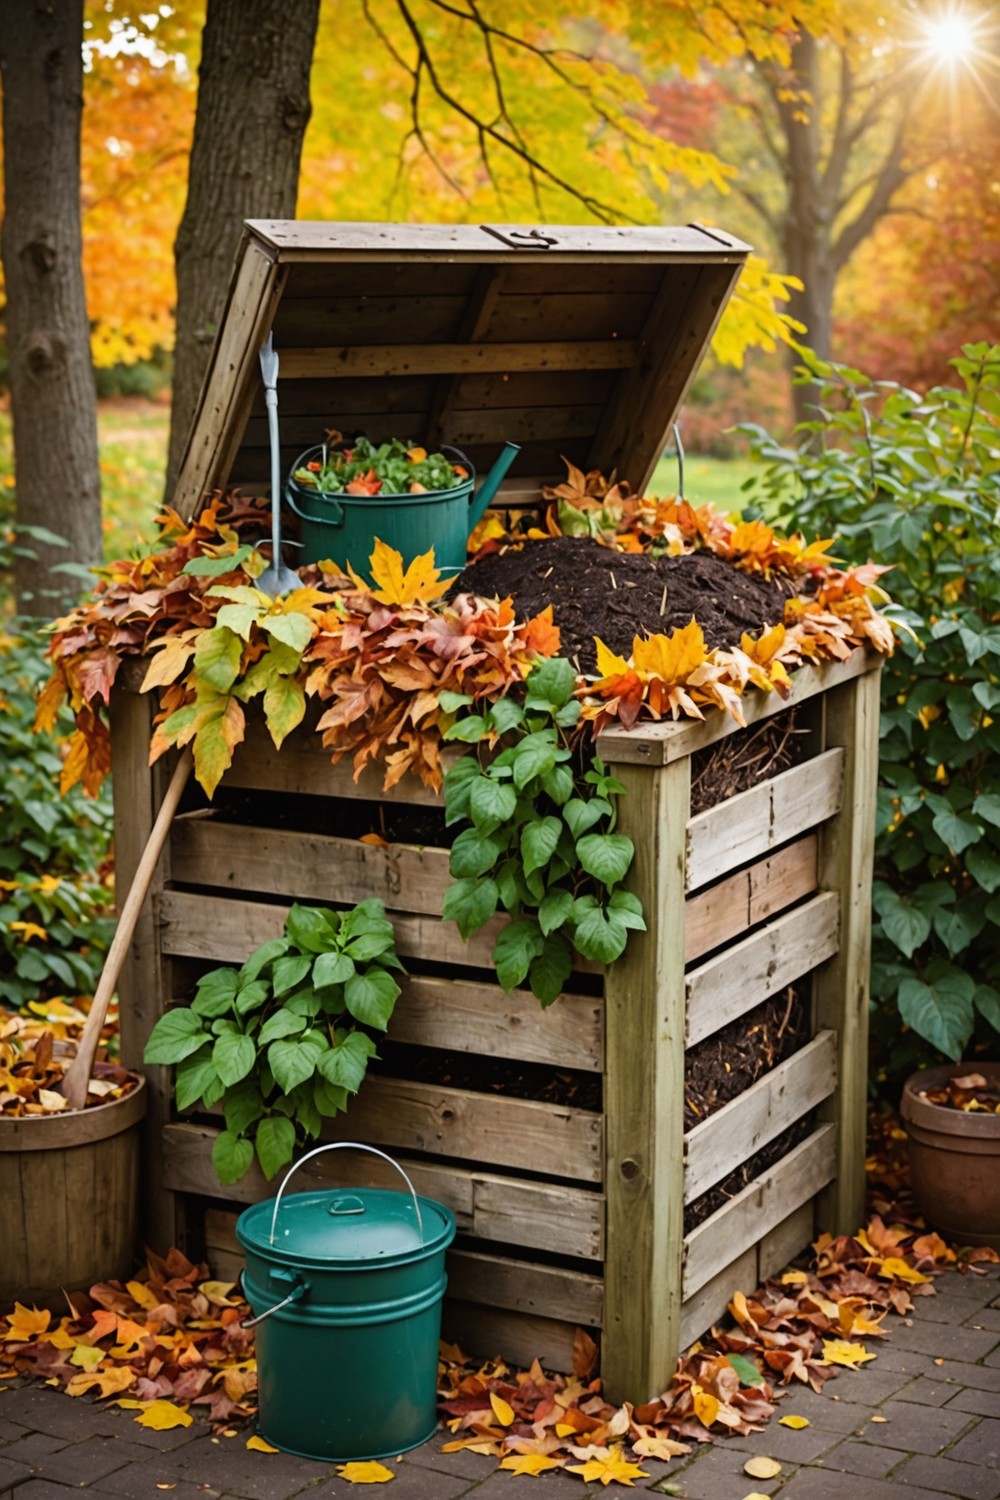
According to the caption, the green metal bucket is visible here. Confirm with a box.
[285,444,475,580]
[236,1143,456,1462]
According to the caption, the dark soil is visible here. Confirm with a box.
[684,1117,815,1234]
[450,536,797,675]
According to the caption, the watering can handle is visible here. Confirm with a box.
[441,443,475,476]
[268,1142,424,1246]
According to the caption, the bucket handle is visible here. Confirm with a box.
[237,1267,306,1329]
[440,443,475,482]
[285,481,344,527]
[268,1142,424,1247]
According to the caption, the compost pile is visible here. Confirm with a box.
[450,535,798,675]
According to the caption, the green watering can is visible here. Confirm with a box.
[284,440,520,581]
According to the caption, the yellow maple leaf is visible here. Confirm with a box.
[566,1447,649,1486]
[692,1385,720,1428]
[68,1367,137,1398]
[500,1454,564,1476]
[337,1461,395,1483]
[593,637,630,678]
[820,1339,878,1368]
[199,1280,240,1307]
[490,1391,515,1427]
[246,1435,280,1453]
[118,1392,193,1428]
[2,1303,51,1341]
[779,1415,810,1429]
[367,539,445,607]
[878,1256,929,1285]
[633,619,707,682]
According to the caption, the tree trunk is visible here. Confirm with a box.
[0,0,101,617]
[165,0,320,499]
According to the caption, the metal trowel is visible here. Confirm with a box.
[256,332,300,596]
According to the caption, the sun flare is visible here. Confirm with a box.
[924,12,979,60]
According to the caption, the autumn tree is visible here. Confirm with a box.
[0,0,101,614]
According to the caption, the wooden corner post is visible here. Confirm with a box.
[109,685,182,1257]
[602,754,691,1403]
[815,662,882,1234]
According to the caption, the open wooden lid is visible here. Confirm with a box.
[178,220,750,516]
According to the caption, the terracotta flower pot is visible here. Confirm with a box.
[901,1062,1000,1249]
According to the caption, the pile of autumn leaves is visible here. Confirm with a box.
[1,1217,995,1480]
[38,482,893,801]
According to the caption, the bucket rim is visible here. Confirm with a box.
[235,1188,456,1267]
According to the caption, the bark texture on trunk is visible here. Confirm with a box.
[166,0,320,499]
[0,0,101,616]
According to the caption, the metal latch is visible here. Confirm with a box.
[480,226,558,250]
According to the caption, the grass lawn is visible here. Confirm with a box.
[647,452,762,510]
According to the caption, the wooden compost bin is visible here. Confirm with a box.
[112,221,881,1402]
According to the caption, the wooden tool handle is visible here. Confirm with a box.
[61,749,194,1111]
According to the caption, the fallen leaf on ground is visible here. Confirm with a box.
[566,1447,649,1486]
[820,1340,878,1368]
[337,1461,395,1483]
[744,1455,782,1479]
[499,1454,565,1476]
[246,1435,279,1452]
[779,1415,810,1429]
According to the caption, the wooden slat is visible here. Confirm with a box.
[219,726,448,805]
[678,1246,757,1352]
[109,689,179,1254]
[682,1125,836,1299]
[159,890,503,972]
[758,1201,815,1284]
[389,976,603,1072]
[178,237,284,516]
[587,262,745,495]
[447,1250,603,1326]
[273,295,465,345]
[677,1199,815,1351]
[441,1302,580,1373]
[597,650,875,767]
[686,893,839,1048]
[684,834,818,965]
[247,219,749,259]
[280,341,638,380]
[162,1123,604,1260]
[336,1077,602,1182]
[603,756,690,1403]
[684,1031,837,1204]
[815,666,882,1234]
[170,818,452,918]
[686,750,844,893]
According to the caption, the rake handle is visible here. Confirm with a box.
[60,749,194,1111]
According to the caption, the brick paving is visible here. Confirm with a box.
[0,1264,997,1500]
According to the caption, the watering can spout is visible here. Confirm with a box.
[467,441,520,533]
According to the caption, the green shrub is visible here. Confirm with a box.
[0,619,115,1006]
[741,342,1000,1079]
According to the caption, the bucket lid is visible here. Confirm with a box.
[236,1187,454,1267]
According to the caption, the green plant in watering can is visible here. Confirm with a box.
[143,901,403,1183]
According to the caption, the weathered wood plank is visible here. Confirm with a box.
[597,651,875,766]
[447,1250,603,1326]
[678,1246,757,1353]
[603,756,690,1403]
[162,1122,604,1260]
[218,723,448,804]
[279,341,638,380]
[686,893,840,1048]
[159,889,503,971]
[683,835,818,965]
[109,688,179,1254]
[758,1201,816,1285]
[441,1302,581,1373]
[170,817,453,917]
[686,749,844,893]
[587,262,746,495]
[815,666,882,1234]
[682,1125,836,1299]
[177,237,284,515]
[334,1077,602,1182]
[389,976,603,1072]
[244,403,606,453]
[684,1031,837,1204]
[246,219,749,258]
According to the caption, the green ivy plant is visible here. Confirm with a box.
[143,900,403,1183]
[440,657,645,1007]
[741,341,1000,1073]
